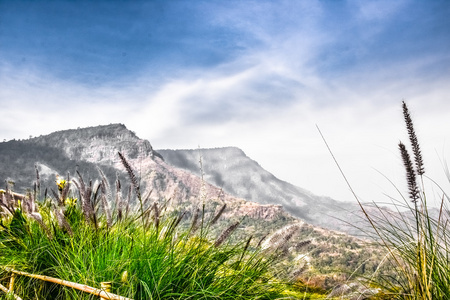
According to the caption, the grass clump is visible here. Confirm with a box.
[0,153,301,299]
[350,101,450,299]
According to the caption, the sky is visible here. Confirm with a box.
[1,0,450,205]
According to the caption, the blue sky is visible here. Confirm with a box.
[1,0,450,204]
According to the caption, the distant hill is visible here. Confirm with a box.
[158,147,366,234]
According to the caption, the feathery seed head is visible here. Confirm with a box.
[402,101,425,175]
[118,152,141,200]
[399,142,420,203]
[214,221,240,247]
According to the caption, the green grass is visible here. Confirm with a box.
[0,201,286,299]
[0,155,324,299]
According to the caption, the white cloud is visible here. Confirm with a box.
[1,1,449,207]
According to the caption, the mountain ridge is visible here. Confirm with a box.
[158,147,363,234]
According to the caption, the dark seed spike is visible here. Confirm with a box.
[51,189,63,207]
[295,239,312,250]
[402,101,425,175]
[4,183,13,209]
[214,221,240,247]
[256,233,269,248]
[72,180,83,209]
[190,208,200,234]
[115,177,123,221]
[118,152,141,200]
[75,171,91,221]
[399,142,420,203]
[23,192,32,214]
[173,211,186,231]
[98,169,112,227]
[33,182,37,203]
[101,189,112,228]
[35,165,40,200]
[153,202,160,231]
[275,226,300,251]
[54,206,73,236]
[76,171,87,196]
[239,235,253,262]
[209,204,226,226]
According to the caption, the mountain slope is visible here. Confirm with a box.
[0,124,288,221]
[158,147,364,234]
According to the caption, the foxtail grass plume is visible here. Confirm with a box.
[74,171,95,224]
[294,239,312,251]
[261,223,301,250]
[98,169,112,228]
[35,165,40,200]
[153,202,160,231]
[51,188,63,207]
[399,142,420,203]
[190,208,200,234]
[115,177,123,221]
[118,152,141,200]
[209,203,226,226]
[256,233,268,248]
[54,206,73,236]
[398,142,419,203]
[239,235,253,262]
[214,221,240,247]
[402,101,425,175]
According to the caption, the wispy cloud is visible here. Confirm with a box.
[1,0,449,203]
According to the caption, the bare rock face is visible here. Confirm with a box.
[31,124,155,164]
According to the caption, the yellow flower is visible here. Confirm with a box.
[64,197,77,206]
[56,175,66,192]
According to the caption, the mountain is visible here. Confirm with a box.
[158,147,365,234]
[0,124,288,221]
[1,124,367,234]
